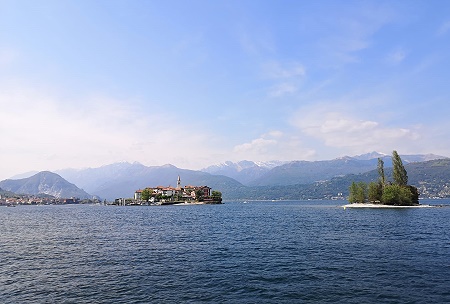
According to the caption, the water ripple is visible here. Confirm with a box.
[1,201,450,303]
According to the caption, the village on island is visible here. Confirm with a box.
[114,176,223,206]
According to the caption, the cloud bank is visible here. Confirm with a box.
[0,85,220,179]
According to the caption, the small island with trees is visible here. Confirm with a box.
[344,150,427,208]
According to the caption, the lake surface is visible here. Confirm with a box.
[1,200,450,303]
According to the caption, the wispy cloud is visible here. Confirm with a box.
[437,20,450,36]
[234,137,277,154]
[238,28,276,57]
[290,101,421,155]
[262,61,306,97]
[316,3,394,67]
[233,131,316,161]
[269,82,298,97]
[262,61,305,79]
[0,85,219,179]
[386,48,407,65]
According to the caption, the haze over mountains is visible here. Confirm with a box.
[55,163,242,201]
[2,152,449,201]
[0,171,92,199]
[202,160,287,185]
[201,152,445,186]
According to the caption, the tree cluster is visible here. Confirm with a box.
[348,151,419,205]
[211,190,223,202]
[141,188,166,202]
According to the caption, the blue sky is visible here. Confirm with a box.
[1,0,450,179]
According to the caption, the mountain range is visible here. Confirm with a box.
[55,163,243,201]
[2,152,449,201]
[202,160,286,185]
[201,152,445,186]
[0,171,93,199]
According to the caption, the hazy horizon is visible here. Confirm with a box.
[5,150,449,181]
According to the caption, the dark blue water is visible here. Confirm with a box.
[1,200,450,303]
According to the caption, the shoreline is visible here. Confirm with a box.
[172,201,223,206]
[342,203,434,209]
[172,201,206,205]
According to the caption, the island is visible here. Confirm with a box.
[114,176,223,206]
[343,150,431,208]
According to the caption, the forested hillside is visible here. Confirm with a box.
[221,159,450,200]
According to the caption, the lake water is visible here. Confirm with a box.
[1,200,450,303]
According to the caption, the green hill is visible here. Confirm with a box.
[222,159,450,200]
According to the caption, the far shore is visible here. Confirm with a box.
[341,203,434,209]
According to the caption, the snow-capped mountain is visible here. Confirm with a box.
[345,152,446,164]
[201,160,287,185]
[352,151,389,160]
[203,152,448,186]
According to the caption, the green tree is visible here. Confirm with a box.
[368,181,382,203]
[211,190,222,201]
[141,188,152,201]
[356,182,367,203]
[377,158,386,186]
[392,150,408,186]
[195,189,204,202]
[349,182,358,203]
[408,185,420,205]
[349,182,367,203]
[349,150,420,206]
[381,184,412,205]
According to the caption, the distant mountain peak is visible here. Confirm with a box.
[335,156,354,161]
[161,164,177,169]
[9,170,40,179]
[0,171,93,199]
[352,151,388,160]
[203,160,286,172]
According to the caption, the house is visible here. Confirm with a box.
[134,189,143,200]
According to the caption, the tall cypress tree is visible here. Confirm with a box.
[392,150,408,186]
[377,158,385,186]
